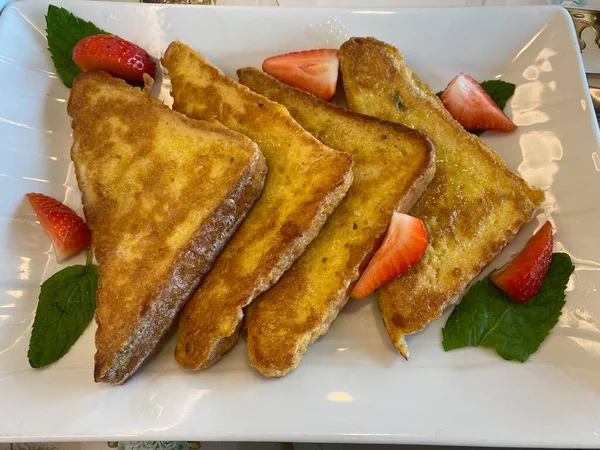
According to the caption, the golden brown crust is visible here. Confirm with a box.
[339,37,544,358]
[161,41,353,370]
[238,67,435,377]
[68,71,267,384]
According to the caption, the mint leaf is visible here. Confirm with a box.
[442,253,574,362]
[28,255,98,368]
[435,79,516,136]
[46,5,109,88]
[480,79,516,111]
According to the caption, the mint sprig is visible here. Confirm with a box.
[28,250,98,368]
[46,5,109,88]
[442,253,574,362]
[436,79,516,136]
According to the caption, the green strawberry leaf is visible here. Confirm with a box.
[28,251,98,368]
[442,253,574,362]
[46,5,109,88]
[436,79,516,136]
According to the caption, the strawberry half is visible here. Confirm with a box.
[262,49,339,101]
[352,212,428,299]
[490,221,553,303]
[27,193,91,263]
[441,73,517,132]
[72,34,156,84]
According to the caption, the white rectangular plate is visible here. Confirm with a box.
[1,1,600,446]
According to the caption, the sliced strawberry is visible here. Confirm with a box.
[490,221,553,303]
[351,212,428,299]
[27,193,91,263]
[262,49,339,101]
[72,34,156,84]
[441,73,517,132]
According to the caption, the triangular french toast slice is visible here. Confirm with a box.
[68,71,267,384]
[339,37,544,358]
[238,67,435,377]
[162,41,353,371]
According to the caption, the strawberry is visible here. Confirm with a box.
[441,73,517,132]
[72,35,156,84]
[26,193,91,263]
[262,49,339,101]
[351,212,428,299]
[490,221,553,303]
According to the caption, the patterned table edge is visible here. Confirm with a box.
[0,443,202,450]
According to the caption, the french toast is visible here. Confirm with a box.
[339,37,544,358]
[238,68,435,377]
[162,41,353,370]
[68,71,267,384]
